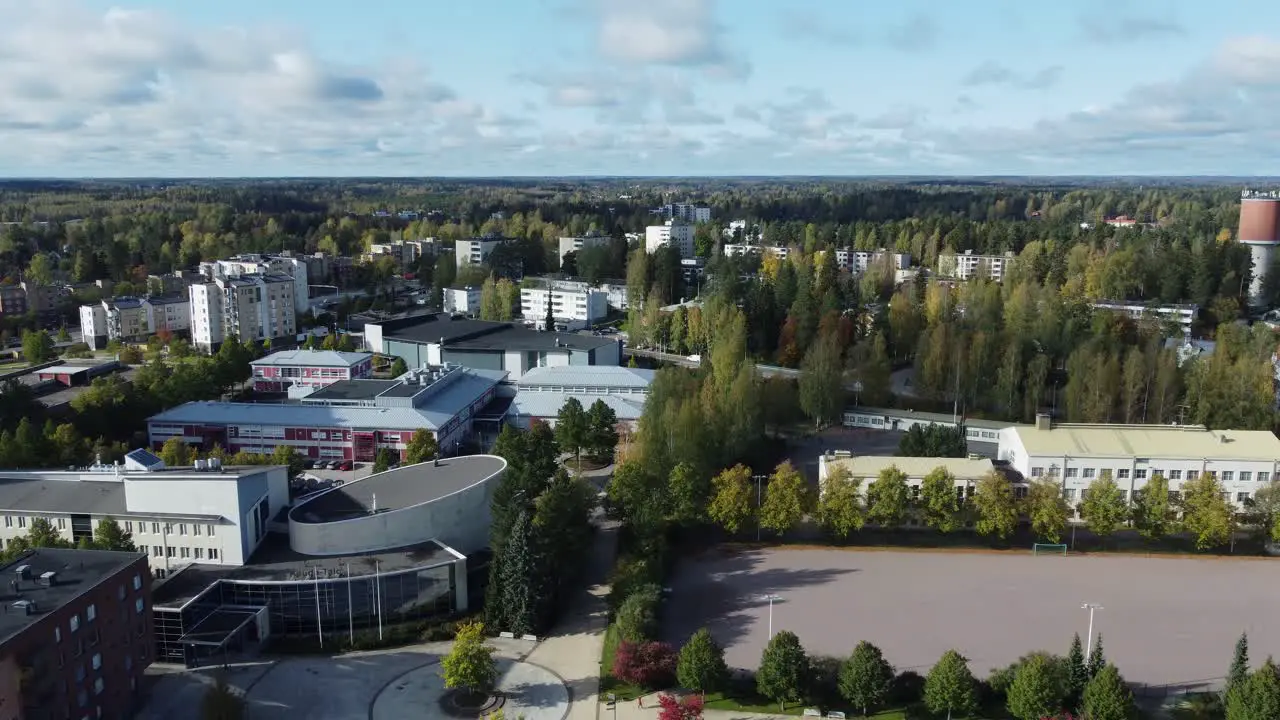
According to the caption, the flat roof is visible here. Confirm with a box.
[303,379,393,402]
[509,392,645,421]
[516,365,655,390]
[0,548,144,646]
[151,535,459,609]
[846,406,1018,431]
[379,314,616,352]
[1013,424,1280,461]
[289,455,505,524]
[251,349,372,368]
[823,455,995,480]
[0,465,279,517]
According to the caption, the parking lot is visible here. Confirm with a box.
[664,546,1278,693]
[289,462,373,496]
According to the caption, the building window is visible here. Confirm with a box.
[70,615,80,632]
[1222,471,1235,483]
[1169,470,1182,480]
[91,653,101,670]
[1134,469,1147,480]
[135,598,144,614]
[117,585,124,600]
[179,547,189,559]
[209,548,220,560]
[1187,470,1199,481]
[93,677,103,695]
[206,525,215,536]
[1117,469,1130,480]
[193,525,201,536]
[1237,492,1251,503]
[151,523,159,534]
[17,516,25,529]
[1082,468,1096,479]
[133,574,141,590]
[1064,488,1077,500]
[165,547,175,558]
[56,627,62,643]
[1065,468,1079,478]
[2,516,9,528]
[151,545,162,557]
[194,548,203,560]
[1241,472,1253,483]
[1031,467,1044,478]
[57,518,66,530]
[1259,472,1271,484]
[86,604,95,622]
[178,524,187,535]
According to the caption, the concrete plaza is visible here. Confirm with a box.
[664,547,1280,693]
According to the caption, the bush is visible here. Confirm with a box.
[614,640,677,689]
[890,670,926,705]
[62,342,92,359]
[608,557,664,614]
[615,584,663,642]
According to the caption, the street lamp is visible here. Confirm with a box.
[759,593,781,638]
[1081,603,1103,656]
[753,474,767,541]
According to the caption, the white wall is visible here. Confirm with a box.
[364,322,384,353]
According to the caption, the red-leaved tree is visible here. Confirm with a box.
[657,693,704,720]
[614,640,677,688]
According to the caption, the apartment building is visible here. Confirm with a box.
[365,239,436,269]
[0,451,289,576]
[656,203,711,223]
[21,282,69,316]
[519,284,608,331]
[250,348,374,393]
[443,287,481,315]
[455,237,504,269]
[1004,415,1280,509]
[189,274,296,352]
[0,285,27,317]
[599,282,629,311]
[0,548,152,720]
[507,365,654,429]
[79,303,109,350]
[200,253,309,313]
[836,249,911,274]
[723,244,787,260]
[106,297,148,344]
[1091,301,1198,338]
[937,250,1017,282]
[646,220,696,258]
[144,293,191,335]
[557,233,612,268]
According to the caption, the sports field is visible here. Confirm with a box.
[664,547,1280,693]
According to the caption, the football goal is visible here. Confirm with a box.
[1033,543,1069,556]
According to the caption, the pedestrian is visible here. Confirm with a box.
[637,695,643,708]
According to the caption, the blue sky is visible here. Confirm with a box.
[3,0,1280,176]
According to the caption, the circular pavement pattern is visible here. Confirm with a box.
[371,658,569,720]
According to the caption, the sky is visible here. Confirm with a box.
[3,0,1280,177]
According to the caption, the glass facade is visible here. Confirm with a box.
[154,561,457,665]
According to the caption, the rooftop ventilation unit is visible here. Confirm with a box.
[14,566,30,581]
[38,571,57,587]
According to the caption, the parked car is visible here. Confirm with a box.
[337,460,353,471]
[303,459,316,469]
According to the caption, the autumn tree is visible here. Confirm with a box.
[404,429,438,464]
[442,621,498,701]
[1026,478,1070,544]
[1080,471,1128,543]
[919,466,962,533]
[818,464,865,539]
[798,331,845,428]
[707,464,754,535]
[973,472,1018,540]
[1181,473,1234,550]
[1130,473,1172,540]
[759,461,809,536]
[866,466,909,528]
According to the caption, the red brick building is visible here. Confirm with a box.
[0,548,152,720]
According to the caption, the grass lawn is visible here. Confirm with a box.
[598,624,645,701]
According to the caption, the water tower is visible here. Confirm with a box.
[1239,189,1280,306]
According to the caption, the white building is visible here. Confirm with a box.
[78,303,108,350]
[1091,302,1197,338]
[144,293,192,335]
[599,282,630,311]
[0,450,289,576]
[443,287,482,315]
[506,365,654,429]
[557,233,612,268]
[937,250,1017,282]
[645,220,695,258]
[520,285,608,331]
[190,274,296,352]
[82,294,190,349]
[816,453,997,508]
[1004,415,1280,509]
[723,244,788,260]
[836,249,911,274]
[456,238,503,269]
[658,203,711,223]
[201,254,309,313]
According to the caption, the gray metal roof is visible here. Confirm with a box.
[379,314,616,352]
[289,455,506,523]
[0,478,127,515]
[251,349,372,369]
[509,392,645,421]
[516,365,654,390]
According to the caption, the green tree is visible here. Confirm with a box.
[615,585,662,642]
[372,447,395,473]
[798,332,844,428]
[497,509,542,635]
[1026,478,1070,544]
[866,466,909,528]
[442,621,499,700]
[1227,657,1280,720]
[389,357,408,376]
[160,437,192,467]
[924,650,978,720]
[757,631,809,711]
[1080,471,1128,542]
[818,464,865,539]
[677,628,729,694]
[1081,664,1134,720]
[919,466,962,533]
[200,673,245,720]
[27,518,69,549]
[1067,633,1088,708]
[532,469,594,590]
[1227,632,1251,698]
[669,462,709,526]
[1181,473,1234,550]
[707,464,754,535]
[555,397,590,464]
[21,329,55,364]
[759,461,809,536]
[404,429,438,464]
[91,517,136,552]
[586,399,620,460]
[1006,654,1065,720]
[838,641,894,718]
[608,461,666,530]
[270,444,305,478]
[1131,474,1172,540]
[1248,481,1280,543]
[1086,635,1106,679]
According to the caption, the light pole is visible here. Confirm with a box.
[760,593,781,638]
[754,474,766,541]
[1081,602,1103,656]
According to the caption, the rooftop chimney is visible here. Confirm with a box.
[1035,413,1051,431]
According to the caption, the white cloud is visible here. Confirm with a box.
[590,0,748,78]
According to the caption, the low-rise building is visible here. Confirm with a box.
[0,451,289,575]
[519,284,608,331]
[443,287,481,315]
[250,348,374,393]
[836,249,911,274]
[723,243,788,260]
[646,220,695,258]
[506,365,654,429]
[656,202,711,223]
[148,364,505,460]
[937,250,1017,282]
[0,548,152,720]
[817,453,998,508]
[1091,301,1197,338]
[367,313,622,381]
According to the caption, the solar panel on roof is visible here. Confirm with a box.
[124,448,165,471]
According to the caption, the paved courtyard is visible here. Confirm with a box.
[136,639,570,720]
[664,547,1280,693]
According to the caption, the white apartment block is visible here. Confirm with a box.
[520,285,608,331]
[201,254,310,313]
[144,294,192,335]
[79,303,109,350]
[645,220,695,258]
[456,238,504,269]
[82,295,188,349]
[599,282,630,311]
[1091,302,1198,338]
[836,249,911,274]
[0,451,289,576]
[723,244,786,260]
[190,274,296,352]
[443,287,482,315]
[1005,415,1280,510]
[937,250,1017,282]
[365,242,421,269]
[660,203,711,223]
[557,233,612,268]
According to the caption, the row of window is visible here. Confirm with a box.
[129,521,216,537]
[1030,466,1273,484]
[144,545,220,560]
